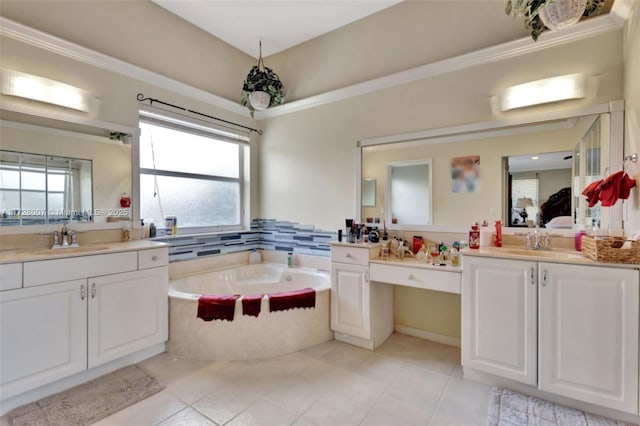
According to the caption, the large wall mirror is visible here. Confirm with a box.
[0,110,134,228]
[359,103,624,232]
[0,150,93,225]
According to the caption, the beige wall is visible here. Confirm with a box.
[0,0,255,102]
[260,31,623,232]
[623,2,640,235]
[264,1,527,101]
[0,36,261,221]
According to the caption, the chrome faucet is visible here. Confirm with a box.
[51,224,80,249]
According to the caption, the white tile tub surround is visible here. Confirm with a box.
[168,260,332,361]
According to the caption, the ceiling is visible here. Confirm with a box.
[152,0,404,58]
[509,151,574,173]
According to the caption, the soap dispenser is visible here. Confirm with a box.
[469,223,480,249]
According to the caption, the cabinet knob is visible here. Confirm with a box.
[152,255,158,261]
[408,274,415,280]
[345,253,353,259]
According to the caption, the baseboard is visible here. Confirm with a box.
[394,324,461,347]
[0,343,165,416]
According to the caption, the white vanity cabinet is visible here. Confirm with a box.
[331,262,371,339]
[462,254,640,415]
[462,256,538,385]
[0,280,88,400]
[538,262,638,414]
[0,245,169,401]
[88,266,168,368]
[330,243,393,349]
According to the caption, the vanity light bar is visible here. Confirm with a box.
[499,73,586,112]
[0,69,94,113]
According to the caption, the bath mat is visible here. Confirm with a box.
[487,387,633,426]
[6,364,164,426]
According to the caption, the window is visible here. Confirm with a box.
[139,110,249,231]
[0,151,92,225]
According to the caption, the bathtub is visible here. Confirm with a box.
[168,263,332,360]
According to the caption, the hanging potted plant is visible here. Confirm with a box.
[241,42,285,117]
[505,0,605,41]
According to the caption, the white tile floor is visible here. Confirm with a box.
[89,333,492,426]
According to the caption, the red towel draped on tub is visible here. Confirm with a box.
[268,288,316,312]
[197,294,240,322]
[242,294,263,317]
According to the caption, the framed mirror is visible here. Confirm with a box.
[0,150,93,225]
[0,108,135,229]
[358,102,624,232]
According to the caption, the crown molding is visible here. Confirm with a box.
[256,14,624,119]
[0,11,630,121]
[0,17,248,117]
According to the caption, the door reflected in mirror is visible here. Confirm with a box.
[361,178,376,207]
[387,160,432,225]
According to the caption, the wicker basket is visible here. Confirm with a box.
[581,236,640,264]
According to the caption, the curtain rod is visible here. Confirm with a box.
[136,93,263,135]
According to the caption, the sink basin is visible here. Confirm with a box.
[30,246,111,256]
[496,247,584,260]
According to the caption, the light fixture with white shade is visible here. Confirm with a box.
[498,73,587,112]
[0,69,95,113]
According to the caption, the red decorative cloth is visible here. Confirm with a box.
[197,294,240,322]
[268,288,316,312]
[582,179,603,208]
[599,171,637,207]
[242,294,263,317]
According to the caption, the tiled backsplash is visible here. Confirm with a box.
[153,219,337,262]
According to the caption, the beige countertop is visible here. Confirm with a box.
[462,246,640,269]
[0,240,169,264]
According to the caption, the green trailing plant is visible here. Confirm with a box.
[505,0,605,41]
[240,64,285,117]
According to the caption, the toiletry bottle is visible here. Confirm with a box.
[494,221,502,248]
[249,248,261,264]
[287,252,294,268]
[451,248,460,267]
[469,224,480,249]
[575,226,587,251]
[149,220,156,238]
[122,222,131,242]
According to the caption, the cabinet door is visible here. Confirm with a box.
[331,262,370,339]
[0,280,87,399]
[462,256,537,385]
[88,267,168,368]
[539,263,639,414]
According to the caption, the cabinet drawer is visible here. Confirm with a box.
[0,263,22,291]
[331,246,377,265]
[24,252,138,287]
[370,263,461,294]
[138,248,169,270]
